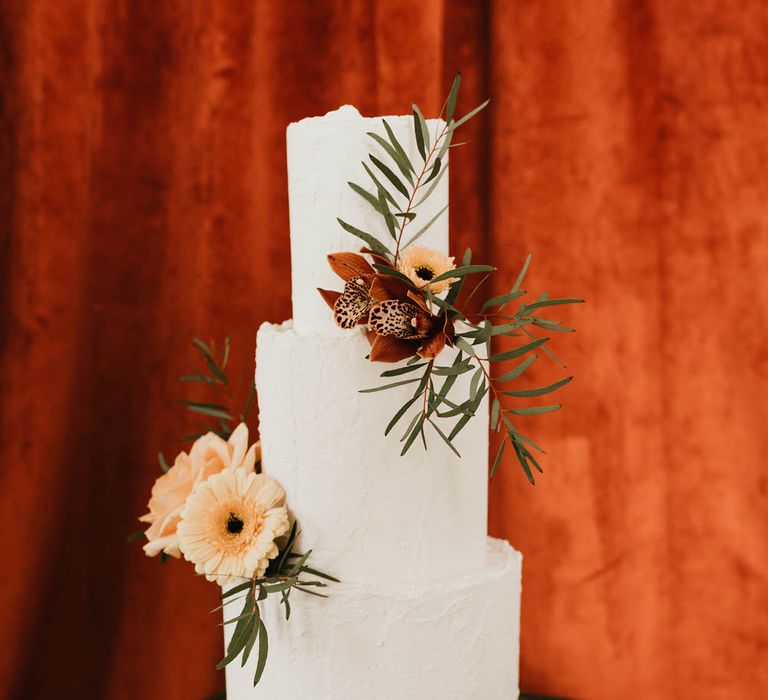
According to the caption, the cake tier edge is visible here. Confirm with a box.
[256,320,489,584]
[225,538,521,700]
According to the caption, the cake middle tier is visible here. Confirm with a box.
[256,321,489,584]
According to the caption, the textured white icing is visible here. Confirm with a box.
[287,106,449,335]
[224,538,521,699]
[227,107,522,700]
[256,321,489,584]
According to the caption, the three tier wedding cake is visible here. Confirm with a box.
[138,75,579,700]
[224,107,522,699]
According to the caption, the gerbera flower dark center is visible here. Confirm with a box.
[225,512,244,535]
[415,265,435,281]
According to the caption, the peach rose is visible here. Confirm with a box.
[139,423,260,558]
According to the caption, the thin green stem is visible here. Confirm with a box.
[393,123,450,264]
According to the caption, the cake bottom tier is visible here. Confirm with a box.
[224,538,522,700]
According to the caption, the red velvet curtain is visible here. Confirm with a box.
[2,1,767,698]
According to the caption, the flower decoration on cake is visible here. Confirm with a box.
[132,338,337,687]
[178,468,290,582]
[319,250,455,362]
[397,245,457,292]
[318,73,583,480]
[139,423,259,558]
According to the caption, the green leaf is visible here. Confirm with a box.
[491,398,500,430]
[221,581,254,599]
[371,263,414,285]
[385,396,419,436]
[382,119,415,174]
[299,566,340,583]
[446,72,462,123]
[394,212,416,221]
[431,264,495,284]
[275,521,299,573]
[221,336,231,369]
[381,362,428,377]
[431,361,472,376]
[516,430,545,453]
[293,585,330,598]
[444,248,471,305]
[450,98,490,130]
[402,204,448,249]
[242,380,256,421]
[360,378,423,394]
[423,157,441,185]
[367,132,414,185]
[436,128,454,161]
[489,337,548,363]
[361,163,402,211]
[502,376,573,398]
[241,616,260,667]
[480,289,526,312]
[192,337,214,359]
[522,326,566,368]
[126,529,146,543]
[401,416,425,455]
[400,411,421,441]
[217,599,255,670]
[253,618,269,686]
[415,158,448,207]
[436,398,475,418]
[280,591,291,620]
[509,435,536,484]
[522,298,584,313]
[377,190,398,238]
[178,400,234,421]
[179,373,217,384]
[507,404,561,415]
[158,452,170,472]
[448,412,473,441]
[469,367,483,400]
[348,181,385,214]
[337,218,391,256]
[453,336,477,357]
[512,254,531,293]
[522,444,543,474]
[202,354,228,384]
[490,438,506,479]
[532,318,575,333]
[411,362,433,398]
[495,354,537,381]
[427,418,461,457]
[412,104,429,158]
[370,154,410,199]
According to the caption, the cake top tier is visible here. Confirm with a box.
[286,106,449,335]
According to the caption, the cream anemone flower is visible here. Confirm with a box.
[397,245,457,293]
[139,423,259,559]
[177,469,289,583]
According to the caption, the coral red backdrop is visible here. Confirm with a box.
[1,1,767,699]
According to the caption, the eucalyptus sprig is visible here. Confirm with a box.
[342,75,583,483]
[216,521,339,686]
[361,250,582,482]
[174,336,256,446]
[340,72,488,265]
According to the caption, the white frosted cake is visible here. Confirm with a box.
[224,107,522,699]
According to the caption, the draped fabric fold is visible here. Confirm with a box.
[1,1,766,698]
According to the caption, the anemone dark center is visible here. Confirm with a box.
[415,266,435,281]
[225,512,244,535]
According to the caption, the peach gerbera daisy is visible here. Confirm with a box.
[397,246,457,293]
[139,423,260,559]
[177,469,290,583]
